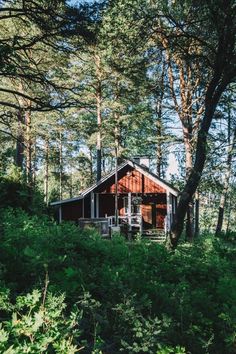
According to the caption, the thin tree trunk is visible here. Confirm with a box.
[89,148,93,184]
[226,196,232,233]
[215,130,236,235]
[194,190,200,237]
[186,201,194,241]
[183,128,194,241]
[156,61,165,177]
[70,161,73,199]
[44,138,49,205]
[25,108,32,185]
[95,54,102,182]
[114,115,120,227]
[156,115,162,178]
[59,131,63,200]
[32,139,37,187]
[15,110,24,169]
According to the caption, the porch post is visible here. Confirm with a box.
[96,193,99,218]
[166,191,170,232]
[59,205,62,223]
[128,192,132,230]
[170,194,173,225]
[91,192,95,218]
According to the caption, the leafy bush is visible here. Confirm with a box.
[0,168,45,214]
[0,288,83,353]
[0,208,235,353]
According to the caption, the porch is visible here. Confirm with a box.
[107,214,167,242]
[79,190,176,241]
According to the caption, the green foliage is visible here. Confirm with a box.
[0,289,83,353]
[0,168,45,214]
[0,209,236,353]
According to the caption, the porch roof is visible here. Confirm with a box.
[51,159,179,206]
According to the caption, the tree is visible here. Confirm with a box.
[168,0,236,248]
[215,88,236,235]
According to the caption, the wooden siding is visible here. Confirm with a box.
[96,167,166,194]
[62,200,83,221]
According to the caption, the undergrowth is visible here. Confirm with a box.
[0,208,235,353]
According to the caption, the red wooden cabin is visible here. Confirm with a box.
[51,159,178,237]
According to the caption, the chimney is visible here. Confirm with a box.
[133,156,150,170]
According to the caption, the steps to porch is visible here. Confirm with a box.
[142,229,166,242]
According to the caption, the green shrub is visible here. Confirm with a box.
[0,288,83,353]
[0,168,45,214]
[0,208,235,353]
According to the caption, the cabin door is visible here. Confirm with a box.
[141,204,157,228]
[151,204,157,228]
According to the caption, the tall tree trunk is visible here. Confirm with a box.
[164,41,197,241]
[226,196,232,233]
[69,161,73,198]
[32,138,37,187]
[59,131,63,200]
[25,108,32,185]
[169,72,229,249]
[183,125,194,241]
[194,190,200,237]
[156,61,165,177]
[156,115,162,178]
[114,122,119,226]
[215,127,236,235]
[89,147,93,184]
[95,54,102,182]
[15,110,24,169]
[44,138,49,205]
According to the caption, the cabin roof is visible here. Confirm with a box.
[51,159,179,206]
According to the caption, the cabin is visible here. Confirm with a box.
[51,159,178,240]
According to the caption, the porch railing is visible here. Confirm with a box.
[108,214,142,232]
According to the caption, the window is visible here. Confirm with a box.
[123,197,129,215]
[132,204,140,214]
[123,196,141,215]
